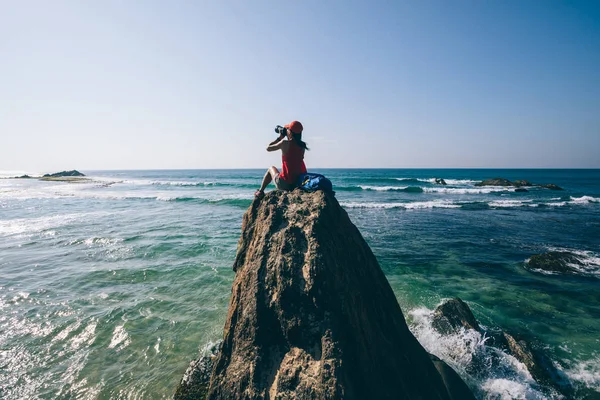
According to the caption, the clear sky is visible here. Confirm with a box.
[1,1,599,171]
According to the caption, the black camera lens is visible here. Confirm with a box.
[275,125,286,135]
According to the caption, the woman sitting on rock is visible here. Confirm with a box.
[255,120,309,198]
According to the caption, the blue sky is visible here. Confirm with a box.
[1,1,599,171]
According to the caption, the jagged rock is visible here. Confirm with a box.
[514,188,529,192]
[512,180,533,187]
[430,299,572,396]
[175,342,222,400]
[527,252,583,274]
[198,190,472,400]
[475,178,513,187]
[42,170,85,177]
[432,298,481,335]
[435,178,447,185]
[475,178,563,190]
[503,333,572,395]
[539,183,564,191]
[428,354,476,400]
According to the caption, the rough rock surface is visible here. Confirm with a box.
[431,298,572,397]
[428,354,475,400]
[475,178,514,187]
[502,333,572,395]
[432,298,481,335]
[175,343,222,400]
[527,251,583,274]
[538,183,564,191]
[42,170,85,177]
[435,178,447,185]
[475,178,563,190]
[187,190,473,400]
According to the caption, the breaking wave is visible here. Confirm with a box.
[406,305,583,399]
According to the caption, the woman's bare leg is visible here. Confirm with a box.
[258,166,279,193]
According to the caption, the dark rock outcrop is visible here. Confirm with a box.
[514,188,529,193]
[175,343,222,400]
[178,190,474,400]
[527,251,583,274]
[43,170,85,177]
[475,178,563,190]
[475,178,514,187]
[432,298,481,335]
[502,333,569,391]
[428,354,475,400]
[435,178,447,185]
[539,183,564,191]
[432,298,572,397]
[512,180,533,187]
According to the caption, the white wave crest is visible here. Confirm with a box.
[424,187,512,194]
[570,196,600,204]
[407,305,547,399]
[108,325,131,351]
[394,177,478,185]
[563,355,600,391]
[0,212,113,237]
[358,185,409,191]
[545,247,600,276]
[489,200,536,208]
[341,200,461,209]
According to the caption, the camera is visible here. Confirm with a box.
[274,125,287,136]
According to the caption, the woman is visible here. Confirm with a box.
[255,120,309,198]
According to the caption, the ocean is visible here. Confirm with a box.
[1,169,599,399]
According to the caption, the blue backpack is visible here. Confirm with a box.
[297,173,334,194]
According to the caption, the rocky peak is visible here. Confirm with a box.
[177,190,474,399]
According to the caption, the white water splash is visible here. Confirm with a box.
[341,200,461,209]
[108,325,131,351]
[407,305,548,399]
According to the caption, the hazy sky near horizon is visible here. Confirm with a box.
[1,1,599,172]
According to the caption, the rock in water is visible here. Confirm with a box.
[428,354,475,400]
[527,251,583,274]
[539,183,564,191]
[502,333,572,395]
[432,298,481,335]
[175,343,222,400]
[42,170,85,177]
[475,178,513,187]
[200,190,472,400]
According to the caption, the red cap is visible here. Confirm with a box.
[284,120,303,134]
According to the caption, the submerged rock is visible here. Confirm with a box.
[175,342,222,400]
[514,188,529,192]
[428,354,475,400]
[432,298,481,335]
[182,190,473,399]
[435,178,447,185]
[42,170,85,177]
[431,298,572,397]
[475,178,512,187]
[475,177,563,190]
[511,180,533,187]
[503,333,572,395]
[527,251,583,274]
[539,183,564,191]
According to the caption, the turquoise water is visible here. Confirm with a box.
[1,169,599,399]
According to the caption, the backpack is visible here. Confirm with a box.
[297,173,334,194]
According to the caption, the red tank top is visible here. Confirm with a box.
[279,141,306,185]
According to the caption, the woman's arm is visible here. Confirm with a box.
[266,135,287,152]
